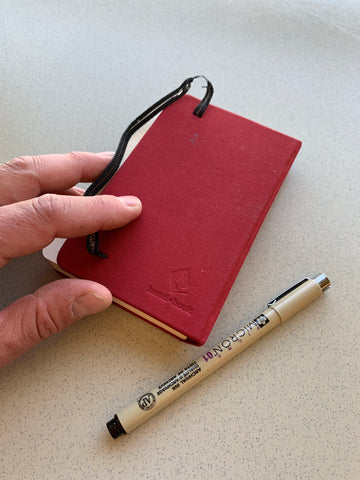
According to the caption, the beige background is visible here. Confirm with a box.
[1,1,359,479]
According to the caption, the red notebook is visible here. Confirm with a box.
[56,95,301,345]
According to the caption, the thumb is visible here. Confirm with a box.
[0,278,112,368]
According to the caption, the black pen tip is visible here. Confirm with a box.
[106,415,127,439]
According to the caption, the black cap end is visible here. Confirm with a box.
[106,415,127,439]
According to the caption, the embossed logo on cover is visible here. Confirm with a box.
[170,269,190,294]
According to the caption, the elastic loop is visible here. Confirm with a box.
[86,75,213,256]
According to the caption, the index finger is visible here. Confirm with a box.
[0,193,142,268]
[0,151,114,206]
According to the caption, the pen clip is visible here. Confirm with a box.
[267,278,309,307]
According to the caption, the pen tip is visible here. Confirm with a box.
[106,415,127,439]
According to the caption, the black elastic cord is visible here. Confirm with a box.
[86,75,213,257]
[192,76,214,117]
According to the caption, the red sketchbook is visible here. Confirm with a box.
[55,95,301,345]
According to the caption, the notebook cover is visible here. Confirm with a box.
[57,95,301,345]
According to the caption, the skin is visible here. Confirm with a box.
[0,151,142,368]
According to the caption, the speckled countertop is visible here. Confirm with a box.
[0,1,359,479]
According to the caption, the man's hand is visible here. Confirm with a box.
[0,152,142,367]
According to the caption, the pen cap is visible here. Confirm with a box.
[269,274,330,323]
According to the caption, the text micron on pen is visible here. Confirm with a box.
[203,314,269,362]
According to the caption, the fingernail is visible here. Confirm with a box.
[72,292,109,318]
[73,186,86,195]
[96,151,115,157]
[119,195,142,208]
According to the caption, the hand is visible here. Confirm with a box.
[0,152,142,367]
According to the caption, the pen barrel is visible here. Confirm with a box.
[114,310,281,435]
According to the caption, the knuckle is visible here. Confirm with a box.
[67,151,85,179]
[29,194,59,240]
[34,296,63,339]
[68,151,83,162]
[0,157,39,204]
[0,157,35,185]
[31,193,58,221]
[92,195,116,224]
[5,156,33,173]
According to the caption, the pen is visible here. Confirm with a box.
[107,273,331,438]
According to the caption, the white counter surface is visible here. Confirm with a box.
[1,1,359,479]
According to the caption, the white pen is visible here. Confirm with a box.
[107,273,331,438]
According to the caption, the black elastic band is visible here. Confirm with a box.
[86,75,213,257]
